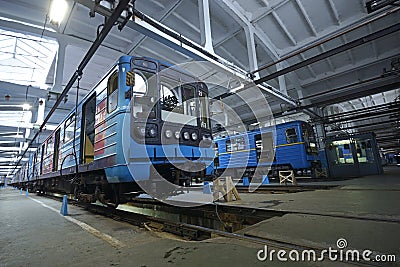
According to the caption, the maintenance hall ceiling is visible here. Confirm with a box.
[0,0,399,176]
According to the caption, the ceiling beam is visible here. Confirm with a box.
[301,78,400,108]
[271,11,296,45]
[278,7,400,57]
[300,51,399,89]
[254,23,400,85]
[215,0,312,106]
[216,0,280,60]
[244,27,259,78]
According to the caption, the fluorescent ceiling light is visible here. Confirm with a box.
[22,103,31,110]
[49,0,68,25]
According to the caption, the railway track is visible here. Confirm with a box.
[37,192,392,266]
[235,184,335,193]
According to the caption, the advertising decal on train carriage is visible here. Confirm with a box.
[94,98,107,156]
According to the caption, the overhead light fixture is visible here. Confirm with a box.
[366,0,400,13]
[49,0,68,26]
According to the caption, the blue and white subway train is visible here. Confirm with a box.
[11,55,215,206]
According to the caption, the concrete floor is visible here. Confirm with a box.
[1,187,341,267]
[224,166,400,265]
[0,167,399,266]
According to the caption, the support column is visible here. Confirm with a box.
[198,0,214,53]
[276,63,288,96]
[53,38,67,93]
[244,26,259,79]
[313,107,326,149]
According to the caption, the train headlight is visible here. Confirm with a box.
[149,127,157,137]
[165,129,173,139]
[191,132,198,141]
[139,127,146,137]
[174,131,180,139]
[183,131,190,140]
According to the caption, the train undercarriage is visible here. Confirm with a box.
[215,161,323,182]
[14,162,207,208]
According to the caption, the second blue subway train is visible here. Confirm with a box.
[214,120,321,179]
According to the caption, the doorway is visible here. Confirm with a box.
[53,129,60,171]
[325,133,383,178]
[81,94,96,164]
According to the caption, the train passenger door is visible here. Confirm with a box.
[255,132,274,163]
[40,144,45,175]
[53,129,60,171]
[81,94,96,164]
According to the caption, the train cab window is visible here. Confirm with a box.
[107,71,119,113]
[286,128,298,143]
[64,114,75,143]
[160,77,198,126]
[132,70,157,119]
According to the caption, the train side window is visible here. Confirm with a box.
[225,138,244,152]
[107,71,119,113]
[226,139,232,152]
[236,137,246,150]
[46,137,54,156]
[231,139,238,151]
[286,128,298,143]
[64,114,75,143]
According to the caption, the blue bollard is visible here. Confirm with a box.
[203,181,212,194]
[25,189,29,197]
[60,195,68,216]
[242,177,250,186]
[20,188,23,194]
[262,175,270,185]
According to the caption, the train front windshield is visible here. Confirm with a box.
[130,64,212,142]
[160,79,198,126]
[302,123,318,154]
[131,70,158,120]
